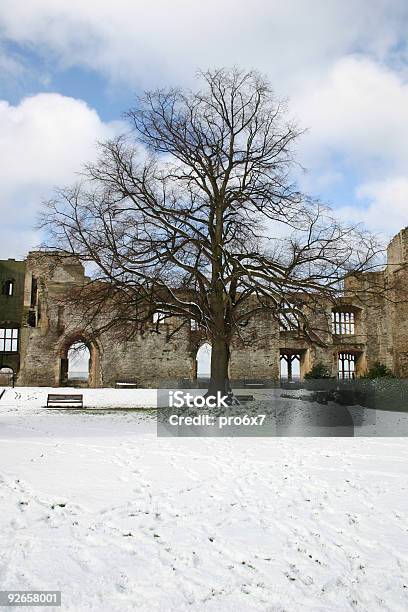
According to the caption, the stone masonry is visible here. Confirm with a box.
[1,228,408,387]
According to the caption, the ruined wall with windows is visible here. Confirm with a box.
[0,259,27,376]
[383,229,408,376]
[2,227,408,387]
[12,252,194,388]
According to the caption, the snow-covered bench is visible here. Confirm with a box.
[243,381,266,388]
[115,380,138,388]
[236,394,255,402]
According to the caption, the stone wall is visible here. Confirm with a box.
[3,228,408,387]
[15,254,195,387]
[384,229,408,376]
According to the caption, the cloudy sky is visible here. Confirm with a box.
[1,0,408,258]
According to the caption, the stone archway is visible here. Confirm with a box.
[0,366,14,387]
[67,341,90,385]
[191,342,212,383]
[59,334,101,388]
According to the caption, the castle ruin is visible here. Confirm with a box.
[1,228,408,388]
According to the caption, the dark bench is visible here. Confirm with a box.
[236,394,255,402]
[47,394,83,408]
[243,382,266,388]
[115,380,138,389]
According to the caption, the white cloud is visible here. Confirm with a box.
[293,56,408,171]
[0,93,123,258]
[1,2,408,247]
[0,0,407,91]
[290,56,408,236]
[337,177,408,238]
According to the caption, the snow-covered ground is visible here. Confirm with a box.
[1,389,408,611]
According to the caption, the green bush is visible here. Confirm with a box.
[362,361,395,379]
[304,361,332,379]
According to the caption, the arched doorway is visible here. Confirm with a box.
[195,342,211,380]
[67,341,90,385]
[60,336,101,388]
[0,366,14,387]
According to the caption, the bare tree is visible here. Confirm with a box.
[41,68,381,395]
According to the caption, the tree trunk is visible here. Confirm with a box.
[207,195,233,400]
[207,337,231,397]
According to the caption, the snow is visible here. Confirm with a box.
[1,389,408,611]
[0,387,158,409]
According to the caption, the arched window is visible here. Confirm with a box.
[196,342,211,379]
[280,352,301,380]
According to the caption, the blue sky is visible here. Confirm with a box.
[1,0,408,258]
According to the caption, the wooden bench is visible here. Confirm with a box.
[115,380,138,389]
[236,394,255,402]
[243,382,266,388]
[47,394,83,408]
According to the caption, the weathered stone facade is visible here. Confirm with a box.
[2,227,408,387]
